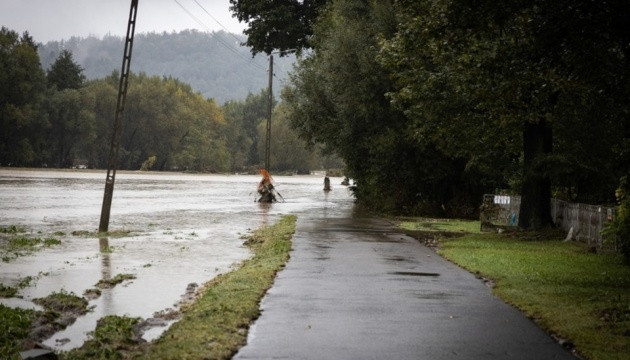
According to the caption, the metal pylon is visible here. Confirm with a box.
[99,0,139,232]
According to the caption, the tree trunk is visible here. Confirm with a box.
[518,118,553,229]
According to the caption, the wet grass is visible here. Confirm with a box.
[34,290,89,314]
[0,304,37,359]
[0,232,62,262]
[95,274,136,289]
[0,225,25,234]
[0,290,91,359]
[62,315,142,360]
[0,284,17,298]
[416,223,630,360]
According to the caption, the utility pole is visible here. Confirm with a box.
[264,55,273,171]
[99,0,139,233]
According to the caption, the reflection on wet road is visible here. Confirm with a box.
[0,169,353,350]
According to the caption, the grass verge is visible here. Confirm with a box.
[400,219,629,360]
[63,215,297,360]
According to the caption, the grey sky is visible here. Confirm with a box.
[0,0,247,43]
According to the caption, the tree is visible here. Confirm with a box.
[45,88,95,167]
[283,0,481,215]
[229,0,327,55]
[47,50,85,90]
[222,89,273,170]
[379,0,630,228]
[256,104,318,173]
[0,27,48,167]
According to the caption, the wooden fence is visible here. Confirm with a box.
[481,194,617,249]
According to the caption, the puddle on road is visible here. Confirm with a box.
[0,169,354,351]
[390,271,441,277]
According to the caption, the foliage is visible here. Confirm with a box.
[222,89,271,170]
[604,175,630,264]
[256,104,318,173]
[46,50,85,91]
[139,156,156,171]
[282,0,487,216]
[379,0,630,227]
[229,0,327,56]
[0,27,48,167]
[438,231,630,360]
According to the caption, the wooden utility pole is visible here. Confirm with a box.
[264,55,273,171]
[99,0,139,232]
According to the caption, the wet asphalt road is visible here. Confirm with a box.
[234,216,577,360]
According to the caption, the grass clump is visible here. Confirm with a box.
[62,315,142,360]
[436,230,630,360]
[0,225,25,234]
[33,290,89,315]
[0,304,37,359]
[0,284,17,298]
[133,215,297,359]
[95,274,136,289]
[0,232,62,262]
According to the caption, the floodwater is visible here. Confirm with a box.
[0,169,354,351]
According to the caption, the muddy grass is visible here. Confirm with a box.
[0,233,62,262]
[95,274,136,289]
[396,218,480,248]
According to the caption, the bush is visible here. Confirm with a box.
[605,175,630,264]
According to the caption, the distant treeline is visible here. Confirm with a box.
[37,29,296,104]
[0,27,340,173]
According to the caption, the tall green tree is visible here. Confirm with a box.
[0,27,48,166]
[46,50,85,90]
[229,0,327,55]
[283,0,481,215]
[45,89,95,167]
[45,49,92,167]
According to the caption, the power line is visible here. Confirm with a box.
[172,0,267,72]
[191,0,245,45]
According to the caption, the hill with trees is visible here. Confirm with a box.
[37,30,295,104]
[1,26,333,175]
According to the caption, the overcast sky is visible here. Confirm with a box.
[0,0,247,43]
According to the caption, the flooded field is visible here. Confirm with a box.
[0,169,354,351]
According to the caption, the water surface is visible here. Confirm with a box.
[0,169,353,350]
